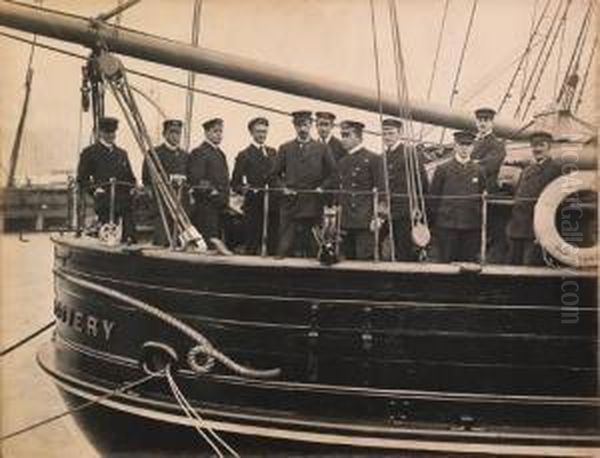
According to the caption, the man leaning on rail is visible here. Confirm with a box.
[76,116,137,243]
[142,119,189,247]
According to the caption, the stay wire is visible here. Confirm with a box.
[0,372,158,442]
[368,0,396,261]
[522,0,573,120]
[438,0,478,145]
[0,320,55,357]
[418,0,449,141]
[497,0,552,113]
[574,34,597,113]
[514,0,565,118]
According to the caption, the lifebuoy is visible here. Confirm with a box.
[534,171,597,268]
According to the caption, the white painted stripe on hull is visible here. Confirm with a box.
[53,378,599,457]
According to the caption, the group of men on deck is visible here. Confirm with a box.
[76,107,561,266]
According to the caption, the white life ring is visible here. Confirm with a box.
[533,171,597,268]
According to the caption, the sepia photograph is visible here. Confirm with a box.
[0,0,598,456]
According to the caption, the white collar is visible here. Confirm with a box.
[319,134,332,144]
[252,141,266,150]
[349,143,363,155]
[476,130,493,140]
[99,139,114,150]
[205,139,220,149]
[296,136,311,145]
[535,156,550,164]
[386,140,402,152]
[454,153,471,165]
[163,142,179,152]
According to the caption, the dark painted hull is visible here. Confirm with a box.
[40,235,600,456]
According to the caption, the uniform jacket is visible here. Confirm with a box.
[231,143,280,212]
[76,142,136,198]
[506,158,561,239]
[142,143,188,186]
[386,143,429,218]
[326,135,347,163]
[430,157,486,230]
[338,147,384,229]
[272,138,337,219]
[472,133,506,192]
[187,141,230,208]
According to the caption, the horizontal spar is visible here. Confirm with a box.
[0,1,528,138]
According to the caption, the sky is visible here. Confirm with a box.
[0,0,596,183]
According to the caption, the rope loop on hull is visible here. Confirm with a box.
[56,269,281,379]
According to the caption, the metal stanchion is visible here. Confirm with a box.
[72,180,81,236]
[480,191,488,265]
[261,184,270,257]
[373,187,379,262]
[109,177,117,226]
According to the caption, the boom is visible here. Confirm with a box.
[0,1,529,138]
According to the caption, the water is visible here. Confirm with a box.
[1,233,98,457]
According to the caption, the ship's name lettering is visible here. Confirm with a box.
[54,301,115,341]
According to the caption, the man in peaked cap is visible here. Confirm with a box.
[271,110,337,258]
[187,117,231,251]
[77,116,137,243]
[381,117,429,261]
[430,130,486,263]
[231,116,280,255]
[506,130,561,266]
[472,107,506,191]
[337,120,384,260]
[142,119,189,246]
[316,111,347,163]
[472,107,508,263]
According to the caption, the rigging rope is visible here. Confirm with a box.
[521,0,540,101]
[553,8,567,99]
[513,0,565,119]
[497,0,552,114]
[438,0,478,145]
[6,24,38,187]
[368,0,395,261]
[556,0,592,107]
[184,0,203,151]
[0,320,55,357]
[418,0,449,141]
[521,0,573,120]
[387,0,430,255]
[574,34,597,113]
[0,372,157,442]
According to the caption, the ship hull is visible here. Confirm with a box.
[41,235,599,455]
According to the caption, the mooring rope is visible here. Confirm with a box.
[0,372,157,442]
[0,320,56,358]
[165,366,240,457]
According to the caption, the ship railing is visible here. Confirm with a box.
[70,180,596,265]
